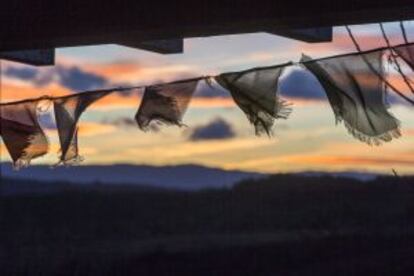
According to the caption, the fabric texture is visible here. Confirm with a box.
[53,91,110,165]
[394,43,414,71]
[0,101,48,169]
[215,64,291,136]
[135,80,199,130]
[301,51,400,145]
[2,43,413,168]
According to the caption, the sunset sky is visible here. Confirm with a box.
[1,22,414,175]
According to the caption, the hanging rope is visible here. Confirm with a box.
[400,21,409,44]
[399,21,414,75]
[346,25,414,105]
[380,23,414,95]
[2,37,414,106]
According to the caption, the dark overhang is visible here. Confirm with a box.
[1,1,413,65]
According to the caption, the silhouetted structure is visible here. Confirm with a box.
[2,1,414,65]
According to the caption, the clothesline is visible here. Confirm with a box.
[2,41,414,107]
[346,25,414,104]
[1,24,414,169]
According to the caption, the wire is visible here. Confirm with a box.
[2,39,414,106]
[400,21,409,44]
[346,25,414,105]
[345,25,362,52]
[380,23,414,95]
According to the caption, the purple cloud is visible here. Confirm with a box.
[3,64,110,92]
[188,118,236,141]
[280,69,327,100]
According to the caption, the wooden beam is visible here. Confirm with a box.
[1,1,413,51]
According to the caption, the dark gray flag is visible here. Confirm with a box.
[135,80,199,130]
[53,91,111,165]
[394,43,414,71]
[0,100,49,169]
[302,50,400,145]
[215,64,291,136]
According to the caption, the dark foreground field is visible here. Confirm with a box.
[1,174,414,275]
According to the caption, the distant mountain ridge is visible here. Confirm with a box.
[0,163,265,190]
[298,171,379,182]
[1,162,390,192]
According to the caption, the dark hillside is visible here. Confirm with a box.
[1,174,413,275]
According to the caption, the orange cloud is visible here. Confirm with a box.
[84,62,198,84]
[403,129,414,136]
[190,97,235,108]
[42,121,117,137]
[89,92,141,109]
[77,122,117,137]
[283,154,414,167]
[124,138,276,160]
[0,79,237,110]
[76,94,235,110]
[1,83,71,102]
[84,62,142,77]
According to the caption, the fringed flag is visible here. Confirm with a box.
[0,100,49,169]
[135,79,199,130]
[53,91,111,165]
[215,63,291,136]
[301,51,400,145]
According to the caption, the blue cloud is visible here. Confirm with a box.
[280,68,413,106]
[4,67,38,80]
[188,118,236,141]
[56,66,108,91]
[280,69,327,100]
[3,65,110,92]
